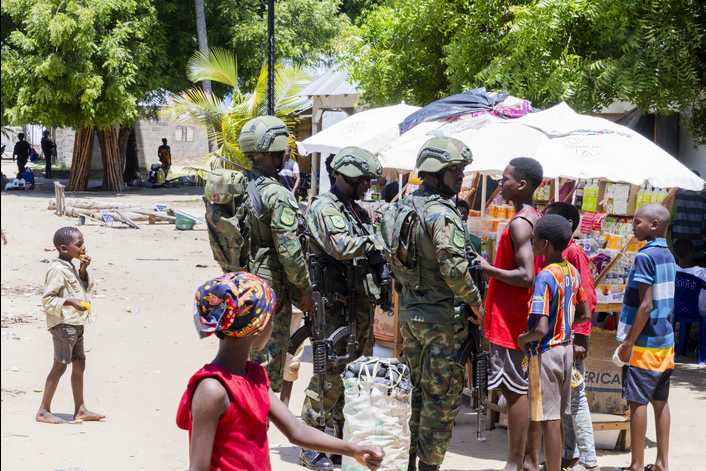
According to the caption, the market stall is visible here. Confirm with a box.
[373,101,705,448]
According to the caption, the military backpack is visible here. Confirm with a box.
[378,196,436,291]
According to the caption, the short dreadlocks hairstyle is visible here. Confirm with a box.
[509,157,544,191]
[534,214,572,252]
[546,202,580,233]
[53,227,81,249]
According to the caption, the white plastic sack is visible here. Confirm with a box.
[341,357,413,471]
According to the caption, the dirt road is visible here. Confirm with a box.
[2,163,705,470]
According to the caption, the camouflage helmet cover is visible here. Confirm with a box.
[332,146,383,179]
[415,137,473,173]
[239,116,290,155]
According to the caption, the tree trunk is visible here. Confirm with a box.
[194,0,211,95]
[117,124,132,181]
[68,126,95,191]
[96,126,123,191]
[123,128,141,183]
[195,0,218,153]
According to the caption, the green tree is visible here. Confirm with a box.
[342,0,456,106]
[344,0,706,143]
[161,48,312,169]
[1,0,166,190]
[157,0,346,94]
[476,0,706,144]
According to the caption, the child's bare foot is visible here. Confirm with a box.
[36,409,67,424]
[74,406,105,421]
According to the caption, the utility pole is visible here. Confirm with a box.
[267,0,275,116]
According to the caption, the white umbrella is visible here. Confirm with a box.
[458,103,704,190]
[377,113,503,172]
[296,104,420,156]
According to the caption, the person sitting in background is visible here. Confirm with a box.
[674,238,706,317]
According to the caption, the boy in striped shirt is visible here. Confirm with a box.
[518,215,592,471]
[615,203,676,471]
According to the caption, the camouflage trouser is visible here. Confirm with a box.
[301,300,375,426]
[401,320,467,466]
[250,281,292,393]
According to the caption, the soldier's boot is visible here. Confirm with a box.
[417,461,439,471]
[408,453,417,471]
[300,427,335,471]
[329,419,345,465]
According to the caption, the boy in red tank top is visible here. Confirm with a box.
[177,272,384,471]
[480,157,544,471]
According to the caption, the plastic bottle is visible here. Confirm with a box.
[658,188,667,202]
[582,180,592,211]
[648,185,658,203]
[574,180,584,210]
[636,184,646,210]
[584,180,596,211]
[584,180,592,211]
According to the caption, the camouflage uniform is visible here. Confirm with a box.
[300,186,381,425]
[239,116,311,393]
[398,138,481,467]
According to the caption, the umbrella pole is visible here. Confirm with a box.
[554,177,560,202]
[481,175,488,216]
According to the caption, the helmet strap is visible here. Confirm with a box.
[342,175,365,200]
[434,170,456,198]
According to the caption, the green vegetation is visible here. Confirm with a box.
[161,49,312,169]
[343,0,706,144]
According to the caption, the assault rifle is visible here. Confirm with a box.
[455,247,489,441]
[289,256,361,426]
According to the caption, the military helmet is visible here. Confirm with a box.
[415,137,473,173]
[239,116,290,155]
[331,146,383,179]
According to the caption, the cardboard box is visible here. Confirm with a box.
[584,327,628,415]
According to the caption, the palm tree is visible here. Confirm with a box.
[161,48,312,171]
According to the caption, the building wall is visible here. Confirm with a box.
[134,118,209,172]
[52,118,209,175]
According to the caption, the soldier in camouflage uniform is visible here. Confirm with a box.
[399,137,485,471]
[299,147,388,471]
[239,116,314,393]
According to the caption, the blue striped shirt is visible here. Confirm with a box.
[617,238,675,349]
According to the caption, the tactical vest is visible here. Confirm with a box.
[308,192,382,304]
[380,194,462,292]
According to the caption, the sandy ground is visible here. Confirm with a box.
[1,159,705,471]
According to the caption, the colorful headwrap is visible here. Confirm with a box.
[193,272,276,339]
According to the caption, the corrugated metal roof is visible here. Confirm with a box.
[298,67,360,97]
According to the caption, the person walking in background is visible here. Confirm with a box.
[279,146,302,196]
[41,130,56,179]
[12,132,32,177]
[157,138,172,175]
